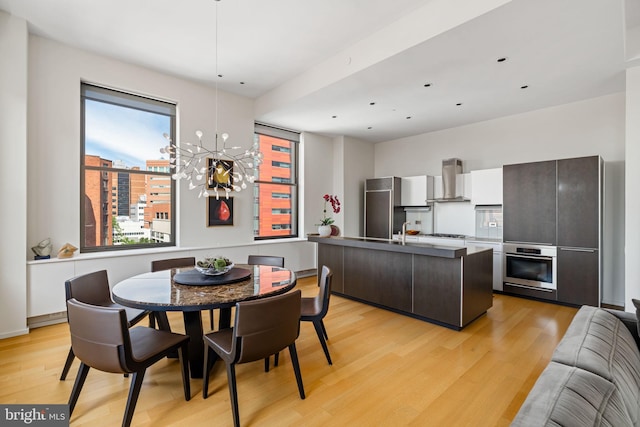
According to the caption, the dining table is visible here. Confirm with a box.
[111,264,297,378]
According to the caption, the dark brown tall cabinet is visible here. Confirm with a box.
[503,160,557,245]
[503,156,602,307]
[556,156,602,306]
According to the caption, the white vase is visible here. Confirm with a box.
[318,225,332,237]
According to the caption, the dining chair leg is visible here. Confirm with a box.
[123,370,145,427]
[60,347,75,380]
[225,363,240,427]
[203,347,213,399]
[313,320,332,365]
[148,312,156,329]
[264,356,270,372]
[68,362,90,415]
[274,352,279,366]
[320,319,329,340]
[288,343,305,399]
[178,346,191,401]
[209,310,215,330]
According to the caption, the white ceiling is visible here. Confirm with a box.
[0,0,630,143]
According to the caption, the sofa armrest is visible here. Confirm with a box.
[604,308,640,349]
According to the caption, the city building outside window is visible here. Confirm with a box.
[253,123,299,239]
[80,83,176,252]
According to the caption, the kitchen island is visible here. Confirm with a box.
[308,236,493,330]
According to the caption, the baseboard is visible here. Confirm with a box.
[601,302,624,311]
[27,311,67,329]
[295,269,317,278]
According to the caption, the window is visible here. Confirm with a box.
[253,123,299,239]
[81,83,176,251]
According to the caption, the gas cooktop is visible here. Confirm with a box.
[427,233,467,239]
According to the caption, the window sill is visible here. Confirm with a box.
[26,237,309,265]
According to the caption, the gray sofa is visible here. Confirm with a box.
[512,305,640,426]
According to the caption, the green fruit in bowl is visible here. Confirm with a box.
[214,258,228,270]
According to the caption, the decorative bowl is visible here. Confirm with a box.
[195,263,235,276]
[406,230,420,235]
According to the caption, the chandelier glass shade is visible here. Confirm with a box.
[161,131,263,199]
[160,0,262,199]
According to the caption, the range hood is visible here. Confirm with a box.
[431,158,469,202]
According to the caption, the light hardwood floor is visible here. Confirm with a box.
[0,276,577,426]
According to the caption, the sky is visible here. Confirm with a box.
[84,99,170,169]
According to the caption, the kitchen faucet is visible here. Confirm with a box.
[401,221,410,244]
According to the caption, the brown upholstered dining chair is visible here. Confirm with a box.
[301,265,334,365]
[247,255,284,268]
[209,254,285,333]
[150,257,196,329]
[271,265,334,369]
[202,290,305,427]
[151,256,196,273]
[66,298,190,427]
[60,270,150,380]
[247,255,286,371]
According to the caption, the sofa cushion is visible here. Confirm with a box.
[551,306,640,424]
[632,299,640,337]
[511,362,632,427]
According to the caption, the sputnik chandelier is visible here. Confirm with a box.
[160,0,262,199]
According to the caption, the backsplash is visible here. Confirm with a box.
[475,206,503,239]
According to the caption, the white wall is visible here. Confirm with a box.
[374,93,626,306]
[301,132,334,235]
[625,67,640,311]
[0,34,318,338]
[27,36,260,251]
[342,136,374,237]
[0,11,28,338]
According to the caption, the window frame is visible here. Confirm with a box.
[80,82,177,253]
[253,123,300,241]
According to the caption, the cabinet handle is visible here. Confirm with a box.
[559,247,596,253]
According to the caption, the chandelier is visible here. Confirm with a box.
[160,0,262,199]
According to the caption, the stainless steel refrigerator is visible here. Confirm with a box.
[364,177,405,239]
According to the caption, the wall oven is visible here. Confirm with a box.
[503,243,557,290]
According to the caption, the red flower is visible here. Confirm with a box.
[320,194,341,225]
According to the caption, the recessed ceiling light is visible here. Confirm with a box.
[497,57,507,63]
[456,103,463,106]
[406,116,412,119]
[521,85,529,89]
[367,126,373,130]
[239,82,245,85]
[369,102,376,106]
[331,115,337,119]
[424,83,432,87]
[218,74,223,78]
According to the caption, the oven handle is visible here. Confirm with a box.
[504,241,555,246]
[505,253,554,261]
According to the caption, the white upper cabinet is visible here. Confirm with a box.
[470,168,503,205]
[401,175,434,206]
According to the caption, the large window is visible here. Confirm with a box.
[253,123,299,239]
[81,83,176,252]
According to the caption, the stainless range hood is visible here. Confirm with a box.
[429,158,469,202]
[442,158,462,199]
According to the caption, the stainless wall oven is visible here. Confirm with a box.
[503,243,557,290]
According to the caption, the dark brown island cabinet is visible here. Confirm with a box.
[308,236,493,330]
[503,155,603,306]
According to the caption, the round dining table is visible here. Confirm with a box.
[111,264,297,378]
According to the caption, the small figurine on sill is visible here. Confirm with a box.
[31,238,52,260]
[57,243,78,259]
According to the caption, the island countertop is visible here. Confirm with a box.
[307,235,491,258]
